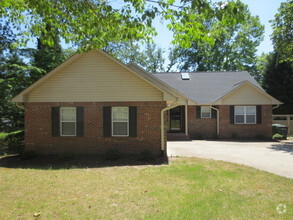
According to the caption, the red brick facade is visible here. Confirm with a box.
[187,105,272,139]
[218,105,272,138]
[187,106,217,138]
[25,101,166,155]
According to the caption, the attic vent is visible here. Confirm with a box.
[181,72,190,80]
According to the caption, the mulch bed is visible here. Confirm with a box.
[0,154,169,169]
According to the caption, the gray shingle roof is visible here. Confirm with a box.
[152,71,262,104]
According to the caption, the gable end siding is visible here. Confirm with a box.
[27,51,163,102]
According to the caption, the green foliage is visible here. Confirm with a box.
[0,130,24,155]
[193,133,203,140]
[270,0,293,62]
[105,41,165,72]
[167,1,264,74]
[231,133,238,139]
[58,152,76,161]
[1,0,247,50]
[139,150,155,161]
[272,133,284,140]
[262,52,293,114]
[20,150,37,160]
[105,149,123,160]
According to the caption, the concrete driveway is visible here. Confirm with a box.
[167,140,293,179]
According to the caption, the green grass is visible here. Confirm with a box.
[0,157,292,219]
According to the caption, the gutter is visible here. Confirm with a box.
[15,103,25,110]
[272,104,280,110]
[211,106,220,136]
[160,100,179,155]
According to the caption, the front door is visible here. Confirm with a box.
[169,106,183,132]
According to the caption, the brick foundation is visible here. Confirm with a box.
[24,101,166,155]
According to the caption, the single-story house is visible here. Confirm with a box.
[12,49,282,155]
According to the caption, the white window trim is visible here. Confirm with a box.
[201,106,211,118]
[234,106,256,124]
[112,107,129,137]
[60,107,77,136]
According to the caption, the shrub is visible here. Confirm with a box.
[20,151,37,160]
[193,133,203,140]
[272,133,284,140]
[231,133,239,139]
[0,130,24,155]
[255,134,267,140]
[139,150,155,161]
[58,152,76,161]
[105,149,122,160]
[212,134,219,139]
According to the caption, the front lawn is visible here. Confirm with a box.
[0,157,292,219]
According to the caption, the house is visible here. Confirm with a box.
[12,49,282,155]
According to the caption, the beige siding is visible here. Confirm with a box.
[27,50,163,102]
[221,84,272,105]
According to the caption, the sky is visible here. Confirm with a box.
[153,0,286,56]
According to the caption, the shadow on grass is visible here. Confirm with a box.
[0,154,169,170]
[269,142,293,155]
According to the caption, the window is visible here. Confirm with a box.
[235,106,256,124]
[112,107,129,136]
[201,106,211,118]
[60,107,76,136]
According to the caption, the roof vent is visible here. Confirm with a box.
[181,72,190,80]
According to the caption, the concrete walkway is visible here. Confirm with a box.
[167,140,293,179]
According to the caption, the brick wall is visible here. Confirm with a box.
[24,101,166,155]
[187,105,272,139]
[218,105,272,138]
[187,106,217,138]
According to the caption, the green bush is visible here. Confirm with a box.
[272,133,284,140]
[0,130,24,155]
[105,149,123,160]
[193,133,203,140]
[58,152,76,161]
[254,134,267,140]
[20,151,37,160]
[231,133,239,139]
[139,150,155,161]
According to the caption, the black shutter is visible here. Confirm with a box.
[129,106,137,137]
[257,105,262,124]
[212,108,217,119]
[230,106,234,124]
[196,106,201,119]
[52,107,60,136]
[103,106,111,137]
[76,107,84,137]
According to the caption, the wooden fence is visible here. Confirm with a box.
[272,115,293,135]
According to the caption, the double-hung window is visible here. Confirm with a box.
[235,106,256,124]
[60,107,76,136]
[112,107,129,136]
[201,106,211,118]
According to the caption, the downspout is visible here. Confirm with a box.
[161,100,179,155]
[211,106,219,136]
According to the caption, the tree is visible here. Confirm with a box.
[270,0,293,62]
[262,52,293,114]
[32,25,65,73]
[166,1,264,74]
[1,0,247,50]
[105,41,165,72]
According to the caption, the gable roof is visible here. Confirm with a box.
[153,71,281,104]
[12,49,179,103]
